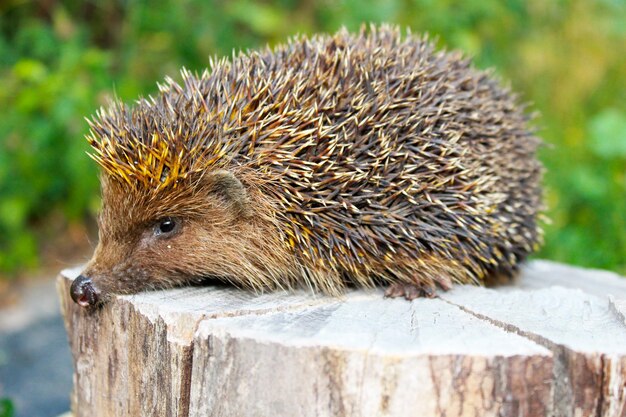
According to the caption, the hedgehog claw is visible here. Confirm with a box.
[384,282,437,300]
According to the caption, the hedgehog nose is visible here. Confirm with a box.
[70,274,100,307]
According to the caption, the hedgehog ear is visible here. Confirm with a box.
[206,170,251,217]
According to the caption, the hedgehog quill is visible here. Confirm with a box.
[70,25,543,307]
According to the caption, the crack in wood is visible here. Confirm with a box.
[439,295,625,417]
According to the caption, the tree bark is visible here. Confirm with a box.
[57,260,626,417]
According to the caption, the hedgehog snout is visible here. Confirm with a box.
[70,274,101,308]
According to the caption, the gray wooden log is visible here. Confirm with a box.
[57,260,626,417]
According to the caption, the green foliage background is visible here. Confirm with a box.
[0,0,625,277]
[0,398,14,417]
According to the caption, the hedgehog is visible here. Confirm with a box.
[69,25,543,308]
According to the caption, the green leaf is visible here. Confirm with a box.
[589,109,626,159]
[13,59,47,82]
[0,398,14,417]
[0,197,29,231]
[227,2,287,36]
[569,167,609,200]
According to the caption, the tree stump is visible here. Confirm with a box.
[57,260,626,417]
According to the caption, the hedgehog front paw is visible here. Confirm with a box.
[384,282,437,300]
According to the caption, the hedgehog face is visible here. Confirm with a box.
[70,170,264,307]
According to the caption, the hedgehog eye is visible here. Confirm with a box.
[154,217,179,237]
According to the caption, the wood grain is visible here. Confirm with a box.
[57,260,626,417]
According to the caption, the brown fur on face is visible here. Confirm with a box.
[81,170,297,302]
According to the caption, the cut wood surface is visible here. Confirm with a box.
[57,260,626,417]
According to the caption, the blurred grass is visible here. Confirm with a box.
[0,398,14,417]
[0,0,624,277]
